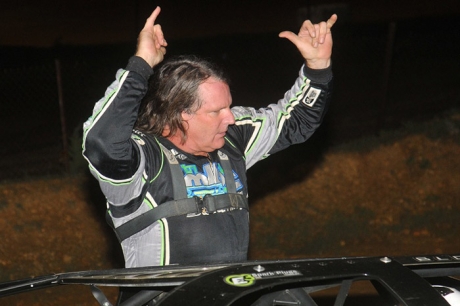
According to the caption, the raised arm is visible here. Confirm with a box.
[83,7,168,181]
[279,14,337,69]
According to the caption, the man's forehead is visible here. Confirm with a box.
[198,78,232,107]
[200,77,229,92]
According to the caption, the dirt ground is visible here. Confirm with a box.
[1,110,459,305]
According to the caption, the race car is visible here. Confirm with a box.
[1,254,459,305]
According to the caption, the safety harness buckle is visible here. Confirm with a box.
[195,196,209,215]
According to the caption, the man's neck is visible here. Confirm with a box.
[165,134,208,157]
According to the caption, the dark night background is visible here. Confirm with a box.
[2,0,460,46]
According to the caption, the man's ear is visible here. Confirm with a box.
[161,125,171,137]
[181,110,193,121]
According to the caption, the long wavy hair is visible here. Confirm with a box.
[134,55,230,144]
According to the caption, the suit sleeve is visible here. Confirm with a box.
[230,64,333,169]
[82,56,153,206]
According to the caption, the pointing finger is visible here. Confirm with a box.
[144,6,161,29]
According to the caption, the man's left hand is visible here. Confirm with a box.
[279,14,338,69]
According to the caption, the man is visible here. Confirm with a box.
[83,7,337,268]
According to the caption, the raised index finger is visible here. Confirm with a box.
[145,6,161,27]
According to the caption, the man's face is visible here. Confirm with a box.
[181,77,235,156]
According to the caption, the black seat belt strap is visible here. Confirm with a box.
[218,150,237,194]
[113,193,248,242]
[160,143,188,199]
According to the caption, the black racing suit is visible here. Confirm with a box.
[83,56,333,268]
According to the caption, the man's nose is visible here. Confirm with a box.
[225,109,235,125]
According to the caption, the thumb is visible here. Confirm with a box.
[278,31,301,47]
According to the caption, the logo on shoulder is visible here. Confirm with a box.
[132,134,145,145]
[302,87,321,107]
[132,129,147,145]
[171,149,187,160]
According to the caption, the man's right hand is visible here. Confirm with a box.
[135,6,168,68]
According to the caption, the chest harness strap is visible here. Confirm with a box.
[109,145,248,242]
